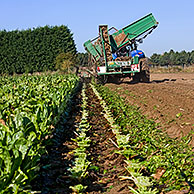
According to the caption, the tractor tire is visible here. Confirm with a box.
[132,73,140,83]
[132,58,150,83]
[139,58,150,83]
[98,75,108,84]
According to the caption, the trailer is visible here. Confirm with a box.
[83,13,158,83]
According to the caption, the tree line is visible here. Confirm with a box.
[149,49,194,67]
[0,25,76,74]
[1,24,192,75]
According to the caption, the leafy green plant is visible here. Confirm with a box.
[0,74,79,193]
[70,184,87,194]
[90,83,159,193]
[121,160,158,194]
[176,112,183,118]
[69,83,91,192]
[91,81,194,192]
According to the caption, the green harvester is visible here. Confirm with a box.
[83,13,158,83]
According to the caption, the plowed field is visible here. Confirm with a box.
[106,73,194,146]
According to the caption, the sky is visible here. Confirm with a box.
[0,0,194,57]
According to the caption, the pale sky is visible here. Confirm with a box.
[0,0,194,56]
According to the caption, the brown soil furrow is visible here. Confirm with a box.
[85,86,133,194]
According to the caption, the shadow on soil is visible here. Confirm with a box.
[119,78,177,85]
[151,78,176,83]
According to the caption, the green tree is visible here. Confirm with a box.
[150,49,194,67]
[160,52,171,67]
[169,49,176,66]
[55,52,77,72]
[175,50,188,67]
[189,51,194,65]
[76,52,88,67]
[150,53,161,66]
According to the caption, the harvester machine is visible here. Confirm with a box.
[84,13,158,83]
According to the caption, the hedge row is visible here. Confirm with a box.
[0,25,76,74]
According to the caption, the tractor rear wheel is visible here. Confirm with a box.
[139,58,150,82]
[132,58,150,83]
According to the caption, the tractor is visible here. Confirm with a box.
[83,13,158,83]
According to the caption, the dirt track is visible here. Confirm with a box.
[106,73,194,146]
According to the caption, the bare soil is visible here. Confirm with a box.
[106,73,194,147]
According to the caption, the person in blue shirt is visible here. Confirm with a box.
[112,52,117,60]
[130,50,145,58]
